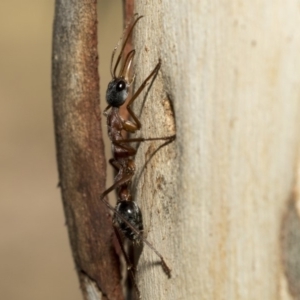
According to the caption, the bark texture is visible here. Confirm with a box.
[52,1,123,299]
[131,1,300,299]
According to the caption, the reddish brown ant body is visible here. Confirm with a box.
[100,14,175,298]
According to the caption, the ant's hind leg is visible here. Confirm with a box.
[100,173,133,203]
[101,182,172,278]
[111,201,172,278]
[114,134,176,145]
[113,227,141,299]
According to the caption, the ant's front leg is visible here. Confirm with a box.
[113,226,141,299]
[125,60,161,130]
[122,119,139,134]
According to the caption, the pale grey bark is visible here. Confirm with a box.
[132,1,300,299]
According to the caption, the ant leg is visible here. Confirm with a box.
[101,196,171,278]
[125,60,161,130]
[103,105,111,116]
[100,173,133,202]
[109,158,121,172]
[113,134,176,145]
[111,135,174,165]
[114,227,136,271]
[114,226,141,299]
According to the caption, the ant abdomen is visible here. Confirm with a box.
[115,201,143,241]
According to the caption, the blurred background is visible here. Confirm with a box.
[0,1,122,299]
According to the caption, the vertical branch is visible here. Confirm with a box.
[133,2,178,299]
[133,1,300,299]
[52,1,123,299]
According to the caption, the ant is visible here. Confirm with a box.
[100,14,175,298]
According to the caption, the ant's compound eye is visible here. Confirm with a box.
[116,80,126,92]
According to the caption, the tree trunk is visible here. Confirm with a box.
[132,1,300,299]
[52,1,123,299]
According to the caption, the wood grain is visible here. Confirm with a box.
[133,1,300,299]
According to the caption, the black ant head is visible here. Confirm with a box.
[107,15,142,107]
[106,78,129,107]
